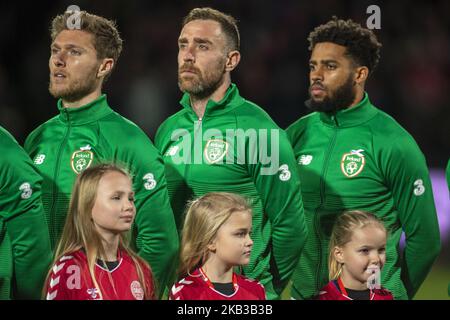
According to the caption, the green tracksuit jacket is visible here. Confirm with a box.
[0,126,52,299]
[155,83,308,299]
[286,93,441,300]
[24,95,178,295]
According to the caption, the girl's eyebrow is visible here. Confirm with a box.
[111,190,134,195]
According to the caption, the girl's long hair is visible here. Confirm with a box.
[178,192,252,279]
[328,210,387,281]
[43,163,153,299]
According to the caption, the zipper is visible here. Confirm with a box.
[184,116,203,181]
[314,116,338,292]
[49,109,72,247]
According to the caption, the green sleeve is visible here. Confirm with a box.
[381,135,441,299]
[117,136,179,298]
[247,128,308,296]
[0,136,52,299]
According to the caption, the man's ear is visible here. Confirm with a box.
[97,58,114,79]
[225,50,241,72]
[354,66,369,85]
[334,246,345,264]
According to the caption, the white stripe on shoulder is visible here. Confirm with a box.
[59,255,74,262]
[171,284,184,296]
[50,276,60,288]
[179,278,193,285]
[52,262,65,274]
[46,290,57,300]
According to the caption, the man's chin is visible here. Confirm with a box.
[179,82,202,95]
[49,88,83,102]
[306,97,336,113]
[49,88,64,99]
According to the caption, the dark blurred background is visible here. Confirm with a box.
[0,0,448,298]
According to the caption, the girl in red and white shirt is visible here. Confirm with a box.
[170,192,266,300]
[44,164,154,300]
[315,210,393,300]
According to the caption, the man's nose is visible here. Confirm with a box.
[182,46,195,63]
[52,51,66,68]
[310,66,324,83]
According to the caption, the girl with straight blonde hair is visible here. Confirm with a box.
[315,210,393,300]
[169,192,265,300]
[43,163,154,300]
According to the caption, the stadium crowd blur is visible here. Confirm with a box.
[0,0,448,298]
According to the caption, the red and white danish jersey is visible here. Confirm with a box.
[314,280,394,300]
[45,249,154,300]
[169,268,266,300]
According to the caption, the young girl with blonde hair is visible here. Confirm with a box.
[44,164,154,300]
[316,210,393,300]
[170,192,265,300]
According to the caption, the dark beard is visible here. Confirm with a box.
[306,75,356,113]
[178,60,226,100]
[178,73,225,100]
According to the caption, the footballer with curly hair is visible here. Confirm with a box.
[286,17,440,300]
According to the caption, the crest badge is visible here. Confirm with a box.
[340,149,365,178]
[204,139,229,164]
[130,280,144,300]
[71,145,94,174]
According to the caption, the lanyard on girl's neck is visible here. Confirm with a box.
[337,277,349,297]
[199,267,238,291]
[338,277,374,300]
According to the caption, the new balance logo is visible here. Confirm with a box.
[34,154,46,165]
[298,155,313,165]
[165,146,179,157]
